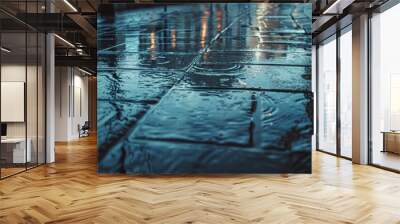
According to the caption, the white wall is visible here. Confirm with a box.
[55,66,69,141]
[55,67,89,141]
[72,73,89,138]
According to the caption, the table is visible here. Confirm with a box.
[1,138,31,163]
[382,131,400,154]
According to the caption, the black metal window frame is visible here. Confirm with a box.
[315,23,352,161]
[315,0,400,173]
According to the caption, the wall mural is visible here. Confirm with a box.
[97,3,313,174]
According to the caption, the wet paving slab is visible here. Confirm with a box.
[97,100,150,157]
[178,64,311,91]
[260,91,313,151]
[122,141,295,174]
[99,52,197,70]
[133,89,255,147]
[200,51,311,66]
[210,36,311,51]
[97,69,184,101]
[98,3,312,173]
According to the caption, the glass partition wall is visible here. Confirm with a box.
[316,26,352,159]
[339,26,352,159]
[317,35,337,155]
[0,2,46,179]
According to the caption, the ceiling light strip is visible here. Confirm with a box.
[323,0,355,15]
[78,67,93,76]
[54,34,75,48]
[1,47,11,53]
[63,0,78,12]
[323,0,342,14]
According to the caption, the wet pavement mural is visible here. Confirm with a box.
[97,3,313,174]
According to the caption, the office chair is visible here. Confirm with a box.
[79,121,90,138]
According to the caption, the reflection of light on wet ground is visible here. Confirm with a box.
[149,31,156,60]
[203,52,208,60]
[149,32,156,50]
[171,29,176,49]
[255,50,262,60]
[201,10,209,48]
[201,23,207,48]
[217,9,222,32]
[257,4,276,32]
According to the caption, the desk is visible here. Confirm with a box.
[1,138,31,163]
[382,131,400,154]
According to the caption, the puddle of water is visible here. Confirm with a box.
[180,65,311,91]
[191,64,244,76]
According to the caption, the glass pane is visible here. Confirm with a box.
[1,31,27,177]
[0,1,46,178]
[371,4,400,171]
[38,33,46,165]
[317,37,337,154]
[27,31,38,169]
[340,29,352,158]
[26,0,40,169]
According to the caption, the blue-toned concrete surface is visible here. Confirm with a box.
[98,3,313,174]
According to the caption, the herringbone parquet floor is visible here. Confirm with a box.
[1,135,400,224]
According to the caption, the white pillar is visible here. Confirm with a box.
[46,33,55,163]
[352,14,369,164]
[46,1,55,163]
